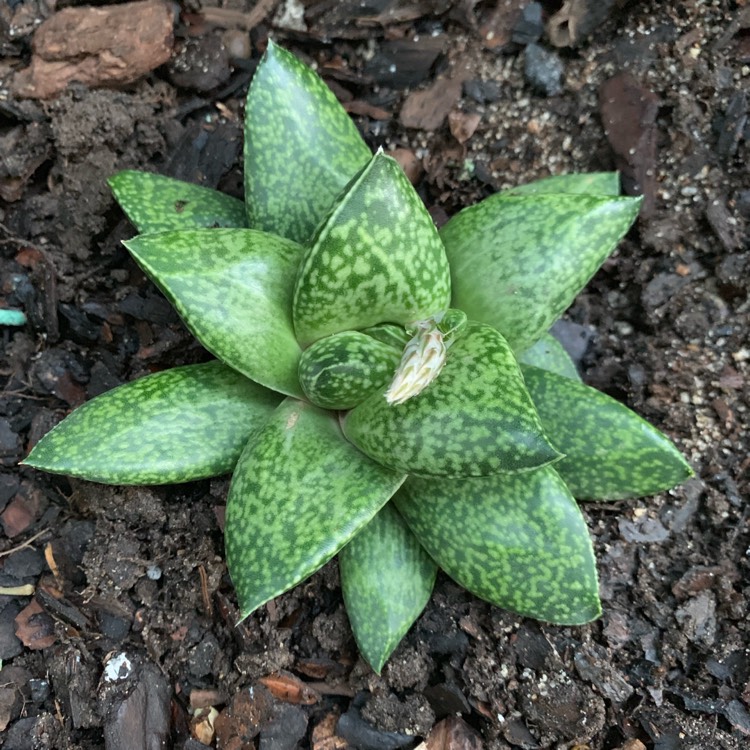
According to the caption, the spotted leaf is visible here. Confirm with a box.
[517,333,581,381]
[504,172,621,197]
[441,193,641,352]
[244,40,371,243]
[340,503,436,673]
[396,467,601,625]
[109,170,247,233]
[343,322,560,477]
[124,229,305,397]
[298,331,400,410]
[521,365,694,499]
[293,152,451,346]
[23,361,280,484]
[225,398,405,617]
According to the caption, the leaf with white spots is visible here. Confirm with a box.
[340,503,436,673]
[343,322,560,477]
[125,229,305,397]
[521,365,694,499]
[517,333,581,381]
[109,170,247,233]
[293,152,451,346]
[396,466,601,625]
[225,399,405,617]
[24,361,281,484]
[298,331,401,410]
[504,172,621,197]
[244,41,371,243]
[441,193,641,352]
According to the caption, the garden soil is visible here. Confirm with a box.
[0,1,748,748]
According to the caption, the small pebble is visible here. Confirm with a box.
[524,43,564,97]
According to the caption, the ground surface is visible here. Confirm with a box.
[0,1,748,749]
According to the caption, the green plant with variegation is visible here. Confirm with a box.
[23,42,693,672]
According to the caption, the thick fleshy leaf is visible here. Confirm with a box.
[298,331,400,410]
[124,229,304,398]
[505,172,621,196]
[440,193,641,352]
[521,365,694,499]
[293,152,451,346]
[340,503,436,673]
[343,322,560,477]
[109,170,247,233]
[396,467,601,624]
[23,361,280,484]
[361,323,410,350]
[244,40,371,243]
[517,333,581,381]
[225,399,405,617]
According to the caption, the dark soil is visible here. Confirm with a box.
[1,1,749,749]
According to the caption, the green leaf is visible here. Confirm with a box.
[298,331,400,410]
[244,40,371,244]
[340,503,436,673]
[343,322,560,477]
[441,193,641,352]
[109,171,247,233]
[396,467,601,625]
[124,229,305,398]
[517,333,581,381]
[505,172,621,197]
[361,323,410,350]
[521,365,694,499]
[225,399,405,617]
[293,152,452,346]
[23,361,280,484]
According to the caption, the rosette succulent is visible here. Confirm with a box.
[24,42,693,672]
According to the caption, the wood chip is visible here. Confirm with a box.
[448,111,482,144]
[599,72,659,216]
[258,671,320,705]
[14,599,56,650]
[425,717,483,750]
[13,0,174,99]
[400,75,466,131]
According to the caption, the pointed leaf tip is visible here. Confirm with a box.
[124,229,305,398]
[397,467,601,625]
[441,192,641,352]
[340,504,436,673]
[225,399,405,617]
[293,152,451,346]
[244,41,371,243]
[344,322,561,477]
[25,361,281,484]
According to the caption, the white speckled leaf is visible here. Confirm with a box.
[517,333,581,381]
[109,170,247,233]
[441,193,641,352]
[226,399,406,617]
[293,152,451,346]
[124,229,305,398]
[244,41,371,243]
[340,503,436,673]
[504,172,621,197]
[24,361,281,484]
[343,322,560,477]
[396,466,601,625]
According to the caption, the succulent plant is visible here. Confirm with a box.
[24,41,693,672]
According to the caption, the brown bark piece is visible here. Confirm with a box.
[599,72,659,217]
[400,74,467,131]
[258,670,320,705]
[425,716,483,750]
[547,0,631,47]
[14,599,57,650]
[12,0,174,99]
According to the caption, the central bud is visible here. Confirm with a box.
[385,319,448,405]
